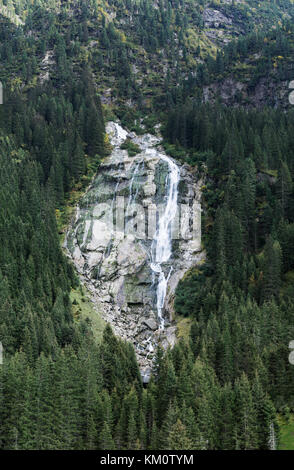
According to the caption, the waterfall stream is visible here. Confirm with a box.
[126,160,144,215]
[105,178,121,258]
[150,155,180,328]
[66,121,203,374]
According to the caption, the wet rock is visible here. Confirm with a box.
[142,318,158,331]
[143,180,157,197]
[106,121,128,147]
[132,133,160,150]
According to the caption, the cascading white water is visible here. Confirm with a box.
[105,179,120,257]
[81,220,91,249]
[126,160,144,215]
[150,155,180,328]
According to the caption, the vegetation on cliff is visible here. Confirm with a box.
[0,0,294,450]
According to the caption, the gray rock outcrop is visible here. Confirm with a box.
[65,122,205,378]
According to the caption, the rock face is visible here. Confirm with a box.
[203,8,232,28]
[203,76,291,110]
[65,122,205,378]
[202,6,246,45]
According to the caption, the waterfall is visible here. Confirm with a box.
[67,121,200,376]
[150,155,180,328]
[105,179,121,258]
[126,159,144,215]
[81,219,91,249]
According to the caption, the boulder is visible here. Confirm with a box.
[106,121,128,147]
[142,318,158,331]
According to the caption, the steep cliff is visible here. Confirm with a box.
[65,122,205,380]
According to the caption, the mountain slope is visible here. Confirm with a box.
[1,0,294,115]
[1,0,294,452]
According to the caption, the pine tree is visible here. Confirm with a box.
[167,419,193,450]
[234,374,258,450]
[99,422,115,450]
[277,161,292,218]
[262,236,282,302]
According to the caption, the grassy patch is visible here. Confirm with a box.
[56,183,87,240]
[70,286,105,343]
[56,160,104,241]
[162,142,188,161]
[260,168,278,178]
[176,316,192,343]
[120,139,141,157]
[278,415,294,450]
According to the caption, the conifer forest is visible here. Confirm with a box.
[0,0,294,454]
